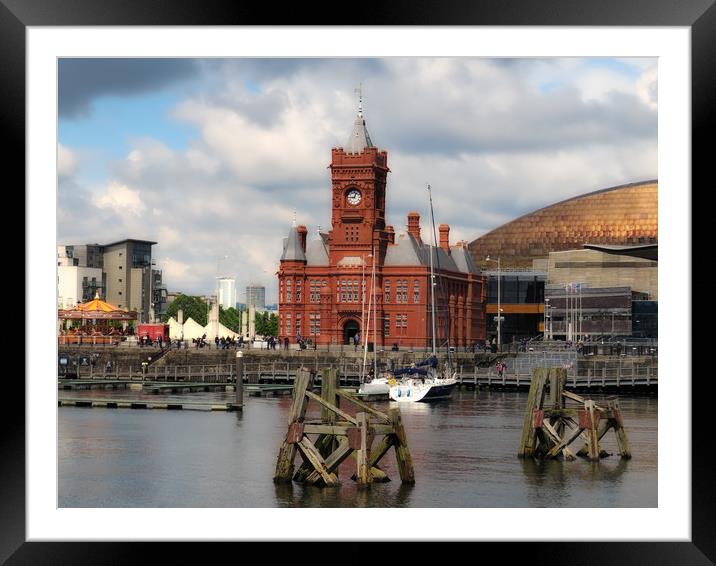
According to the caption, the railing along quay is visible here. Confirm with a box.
[456,369,657,391]
[58,358,657,392]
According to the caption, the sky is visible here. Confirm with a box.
[57,57,658,302]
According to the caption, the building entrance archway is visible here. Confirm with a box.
[343,319,360,345]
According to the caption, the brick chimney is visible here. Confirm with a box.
[439,224,450,254]
[386,225,395,244]
[407,212,421,243]
[297,225,308,253]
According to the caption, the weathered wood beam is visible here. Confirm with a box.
[273,369,313,483]
[584,400,601,461]
[355,412,372,488]
[562,389,606,411]
[351,433,395,482]
[545,424,584,459]
[304,390,358,425]
[297,437,339,486]
[321,367,338,425]
[542,420,576,460]
[608,399,632,459]
[302,423,394,436]
[389,408,415,484]
[549,367,566,409]
[336,389,390,423]
[576,420,611,457]
[518,368,549,458]
[305,437,353,485]
[294,433,334,482]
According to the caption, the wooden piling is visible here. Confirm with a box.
[389,407,415,484]
[519,367,631,464]
[273,368,312,483]
[230,351,244,411]
[608,398,632,459]
[355,412,372,488]
[518,368,549,458]
[273,367,415,488]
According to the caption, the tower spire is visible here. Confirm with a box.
[346,84,373,153]
[355,83,363,118]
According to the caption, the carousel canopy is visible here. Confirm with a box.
[58,292,138,321]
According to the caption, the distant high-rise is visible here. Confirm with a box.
[246,284,266,310]
[217,277,237,310]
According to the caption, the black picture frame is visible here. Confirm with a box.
[6,0,706,561]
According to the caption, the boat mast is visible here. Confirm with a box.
[428,185,437,357]
[372,242,377,379]
[361,251,373,382]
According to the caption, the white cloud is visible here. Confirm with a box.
[57,143,78,177]
[92,181,145,216]
[160,257,191,282]
[59,57,658,300]
[637,66,658,110]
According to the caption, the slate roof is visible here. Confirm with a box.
[305,234,329,265]
[280,223,306,262]
[384,230,479,275]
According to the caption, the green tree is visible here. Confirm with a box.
[219,306,241,332]
[255,311,278,337]
[163,294,209,326]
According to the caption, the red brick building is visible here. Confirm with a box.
[278,107,486,349]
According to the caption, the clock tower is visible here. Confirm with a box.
[327,99,390,266]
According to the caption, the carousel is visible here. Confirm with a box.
[58,292,138,345]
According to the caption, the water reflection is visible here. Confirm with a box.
[59,389,656,508]
[274,479,414,508]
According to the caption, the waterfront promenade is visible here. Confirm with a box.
[58,343,657,393]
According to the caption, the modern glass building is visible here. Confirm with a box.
[483,269,546,344]
[246,284,266,310]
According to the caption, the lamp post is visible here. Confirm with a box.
[486,256,501,351]
[544,298,550,340]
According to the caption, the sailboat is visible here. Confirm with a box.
[388,184,458,403]
[358,243,391,396]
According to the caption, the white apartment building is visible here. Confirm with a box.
[57,265,103,309]
[217,277,236,310]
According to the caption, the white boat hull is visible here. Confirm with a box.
[389,377,457,403]
[358,378,391,395]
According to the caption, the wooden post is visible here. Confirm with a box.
[273,368,312,483]
[608,398,632,459]
[518,368,549,458]
[355,412,372,488]
[389,407,415,484]
[320,367,338,424]
[584,400,601,461]
[231,351,244,411]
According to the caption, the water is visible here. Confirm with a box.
[58,389,657,507]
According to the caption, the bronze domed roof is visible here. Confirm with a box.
[468,180,657,269]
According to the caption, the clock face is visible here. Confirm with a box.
[346,189,362,206]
